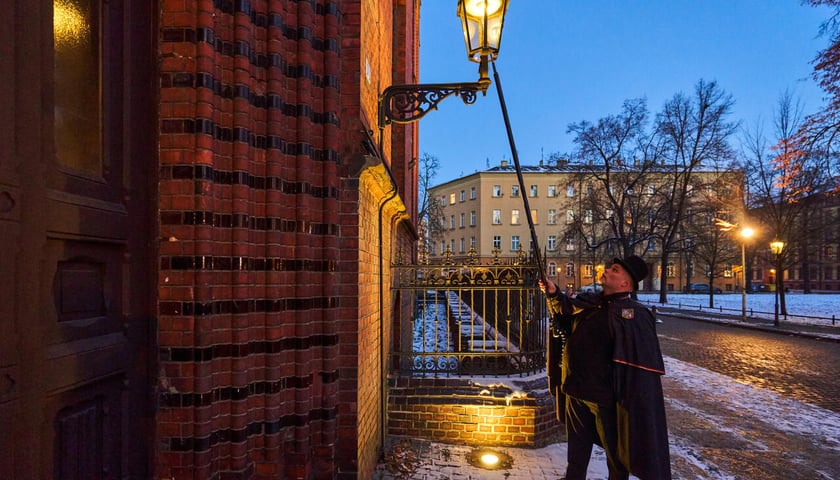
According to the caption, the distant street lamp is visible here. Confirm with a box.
[716,218,754,322]
[770,240,785,327]
[739,227,754,322]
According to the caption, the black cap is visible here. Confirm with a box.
[613,255,648,289]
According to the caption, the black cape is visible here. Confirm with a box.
[609,297,671,480]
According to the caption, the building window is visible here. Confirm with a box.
[492,209,502,225]
[511,209,520,225]
[531,209,538,224]
[469,211,476,226]
[548,185,557,197]
[566,262,575,277]
[548,262,557,276]
[511,235,520,251]
[449,239,455,252]
[492,236,502,251]
[565,236,575,251]
[449,193,456,205]
[547,235,557,251]
[567,184,575,197]
[470,236,476,248]
[647,184,656,196]
[492,185,502,197]
[667,262,676,278]
[440,196,446,207]
[724,264,732,278]
[459,190,466,202]
[583,264,594,278]
[584,210,593,224]
[459,238,465,253]
[511,185,520,197]
[547,209,557,225]
[470,186,477,199]
[566,210,575,224]
[449,215,455,229]
[55,0,104,174]
[530,185,538,197]
[459,213,465,228]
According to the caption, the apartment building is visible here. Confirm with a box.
[428,159,744,293]
[429,159,616,290]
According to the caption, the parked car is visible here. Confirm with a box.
[684,283,722,294]
[580,282,603,293]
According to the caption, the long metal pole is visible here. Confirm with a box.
[491,62,546,283]
[774,257,780,327]
[741,242,747,322]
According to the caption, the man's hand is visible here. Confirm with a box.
[538,278,557,294]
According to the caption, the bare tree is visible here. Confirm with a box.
[652,80,738,303]
[417,153,445,256]
[566,98,662,275]
[683,173,743,307]
[742,92,830,314]
[799,0,840,183]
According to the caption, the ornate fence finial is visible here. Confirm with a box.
[492,247,502,265]
[443,246,455,265]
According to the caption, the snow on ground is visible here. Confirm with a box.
[394,292,840,479]
[637,292,840,327]
[664,356,840,450]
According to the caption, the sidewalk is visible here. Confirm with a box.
[373,314,840,479]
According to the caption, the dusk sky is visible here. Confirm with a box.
[417,1,833,185]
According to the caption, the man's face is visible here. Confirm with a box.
[600,262,633,294]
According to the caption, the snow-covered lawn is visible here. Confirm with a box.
[637,292,840,327]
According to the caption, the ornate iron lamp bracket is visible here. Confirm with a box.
[378,81,489,127]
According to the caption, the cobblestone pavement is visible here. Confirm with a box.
[373,314,840,479]
[656,311,840,413]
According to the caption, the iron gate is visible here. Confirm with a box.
[392,249,548,376]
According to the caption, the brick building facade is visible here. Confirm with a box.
[3,1,419,479]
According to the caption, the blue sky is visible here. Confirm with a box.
[418,1,833,184]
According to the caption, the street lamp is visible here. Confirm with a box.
[770,240,785,327]
[718,218,755,322]
[739,227,754,322]
[378,0,509,126]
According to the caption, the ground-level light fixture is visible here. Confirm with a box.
[466,447,513,470]
[378,0,509,126]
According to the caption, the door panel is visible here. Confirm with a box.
[1,0,156,478]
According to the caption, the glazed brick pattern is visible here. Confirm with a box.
[156,0,356,478]
[387,377,563,448]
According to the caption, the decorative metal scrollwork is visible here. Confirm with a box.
[378,82,488,126]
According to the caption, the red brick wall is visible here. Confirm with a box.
[156,0,418,478]
[387,377,564,448]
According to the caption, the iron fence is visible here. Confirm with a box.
[391,249,548,376]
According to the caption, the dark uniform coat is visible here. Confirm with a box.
[546,291,671,479]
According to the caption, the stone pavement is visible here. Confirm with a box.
[373,317,840,480]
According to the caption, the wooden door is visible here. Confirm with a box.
[1,1,156,478]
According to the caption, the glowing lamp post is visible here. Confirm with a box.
[770,240,785,327]
[739,227,754,322]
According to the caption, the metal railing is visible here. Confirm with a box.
[640,300,839,326]
[392,248,548,376]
